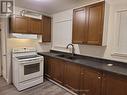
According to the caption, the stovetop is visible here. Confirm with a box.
[16,55,40,60]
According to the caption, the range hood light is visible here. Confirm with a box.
[10,33,38,39]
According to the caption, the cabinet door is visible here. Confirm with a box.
[42,16,51,42]
[29,18,42,34]
[52,58,65,84]
[87,2,104,45]
[44,57,53,79]
[80,67,102,95]
[72,7,88,44]
[102,73,127,95]
[64,62,81,94]
[10,16,29,34]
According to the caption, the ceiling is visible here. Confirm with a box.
[15,0,92,14]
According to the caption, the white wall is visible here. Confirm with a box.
[52,9,73,47]
[52,0,127,63]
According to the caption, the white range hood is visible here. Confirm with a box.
[10,33,38,39]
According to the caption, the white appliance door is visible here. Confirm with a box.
[19,59,43,82]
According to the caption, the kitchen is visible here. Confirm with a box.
[0,0,127,95]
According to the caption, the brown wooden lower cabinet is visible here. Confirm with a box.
[44,57,127,95]
[64,62,81,94]
[52,58,65,84]
[80,67,102,95]
[44,57,65,84]
[102,73,127,95]
[44,57,53,79]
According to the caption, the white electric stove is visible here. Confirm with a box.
[12,47,44,91]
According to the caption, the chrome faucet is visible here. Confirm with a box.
[66,44,75,56]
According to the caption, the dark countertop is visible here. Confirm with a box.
[38,50,127,77]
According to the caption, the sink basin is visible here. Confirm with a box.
[56,54,77,60]
[57,54,67,57]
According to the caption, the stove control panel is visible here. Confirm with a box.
[12,47,36,53]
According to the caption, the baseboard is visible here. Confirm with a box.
[47,78,78,95]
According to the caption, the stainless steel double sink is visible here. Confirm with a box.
[56,54,78,60]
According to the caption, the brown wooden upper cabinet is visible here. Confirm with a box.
[72,1,105,45]
[10,16,29,34]
[42,16,51,42]
[73,7,87,44]
[10,16,42,34]
[87,2,104,45]
[29,18,42,34]
[9,15,51,36]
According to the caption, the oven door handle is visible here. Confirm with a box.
[18,58,43,62]
[19,60,42,64]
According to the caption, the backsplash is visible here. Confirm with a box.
[52,45,107,58]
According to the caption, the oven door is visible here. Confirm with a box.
[19,59,43,82]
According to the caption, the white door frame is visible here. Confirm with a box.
[0,20,2,76]
[0,17,8,81]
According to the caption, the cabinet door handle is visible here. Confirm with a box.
[81,41,84,44]
[81,73,84,75]
[84,89,90,92]
[98,77,101,79]
[3,54,6,56]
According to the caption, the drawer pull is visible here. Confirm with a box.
[81,73,84,75]
[98,77,101,79]
[84,89,90,92]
